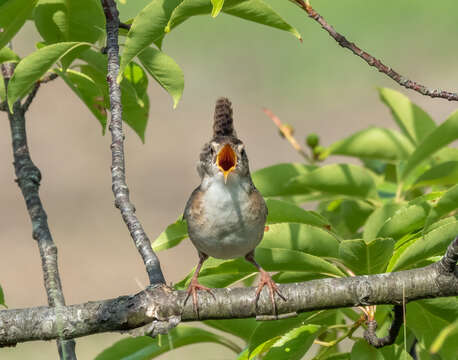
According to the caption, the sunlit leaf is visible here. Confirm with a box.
[351,340,385,360]
[378,87,436,144]
[0,0,38,50]
[152,217,187,252]
[7,42,90,111]
[413,161,458,188]
[363,202,403,241]
[425,184,458,229]
[0,47,19,64]
[211,0,224,17]
[265,199,330,228]
[400,110,458,180]
[204,318,257,342]
[138,46,184,108]
[0,285,6,308]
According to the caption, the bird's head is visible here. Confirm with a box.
[197,98,250,183]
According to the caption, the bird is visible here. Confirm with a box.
[183,97,285,316]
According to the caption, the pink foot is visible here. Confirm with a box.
[255,270,286,314]
[184,278,215,318]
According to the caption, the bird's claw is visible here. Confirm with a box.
[183,279,215,318]
[255,270,286,316]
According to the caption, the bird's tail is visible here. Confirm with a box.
[213,97,236,137]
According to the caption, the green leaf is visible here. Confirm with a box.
[7,42,89,111]
[265,199,330,227]
[407,302,457,360]
[211,0,224,17]
[430,319,458,355]
[0,0,38,50]
[400,110,458,180]
[378,87,436,144]
[363,202,403,241]
[137,46,184,108]
[176,247,343,289]
[378,201,431,240]
[425,184,458,228]
[151,217,187,252]
[34,0,104,44]
[252,163,316,197]
[413,161,458,188]
[95,325,241,359]
[287,164,378,199]
[119,0,182,77]
[56,68,107,131]
[391,220,458,271]
[204,318,257,342]
[165,0,302,40]
[0,73,5,102]
[0,285,6,308]
[325,127,414,161]
[351,339,385,360]
[0,47,19,64]
[263,324,321,360]
[339,238,395,275]
[260,223,340,258]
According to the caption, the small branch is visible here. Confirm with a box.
[292,0,458,102]
[1,62,76,358]
[364,305,404,348]
[438,236,458,274]
[119,22,131,30]
[101,0,165,285]
[0,251,456,346]
[263,108,311,161]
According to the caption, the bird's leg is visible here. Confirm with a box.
[184,252,214,318]
[245,251,286,315]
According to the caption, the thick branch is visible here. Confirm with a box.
[0,258,456,346]
[1,63,76,358]
[101,0,165,284]
[293,0,458,101]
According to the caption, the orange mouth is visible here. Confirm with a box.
[217,144,237,183]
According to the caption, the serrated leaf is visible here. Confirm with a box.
[400,110,458,180]
[287,164,378,199]
[260,223,340,258]
[0,0,38,50]
[413,161,458,188]
[378,201,431,240]
[363,202,403,241]
[138,46,184,108]
[7,42,89,111]
[265,198,330,227]
[56,68,107,131]
[425,184,458,229]
[378,87,436,144]
[325,127,414,161]
[339,238,394,275]
[34,0,104,44]
[391,220,458,271]
[263,324,321,360]
[166,0,301,40]
[119,0,182,78]
[151,217,187,252]
[252,163,317,197]
[211,0,224,17]
[0,47,19,64]
[95,325,240,359]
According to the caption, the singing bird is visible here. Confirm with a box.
[183,97,285,315]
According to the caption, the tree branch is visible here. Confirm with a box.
[364,305,404,348]
[0,237,456,346]
[101,0,165,285]
[1,62,76,359]
[292,0,458,101]
[21,73,58,113]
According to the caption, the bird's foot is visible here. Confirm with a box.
[184,278,215,318]
[255,270,286,315]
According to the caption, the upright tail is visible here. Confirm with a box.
[213,97,236,137]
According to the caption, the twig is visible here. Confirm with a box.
[1,62,76,359]
[292,0,458,102]
[262,108,311,161]
[0,245,457,346]
[119,22,131,30]
[438,236,458,274]
[101,0,165,285]
[22,73,59,112]
[364,305,404,348]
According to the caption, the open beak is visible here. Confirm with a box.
[217,144,237,183]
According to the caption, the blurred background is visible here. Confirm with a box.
[1,0,457,358]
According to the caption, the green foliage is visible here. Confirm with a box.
[0,284,6,308]
[126,87,457,359]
